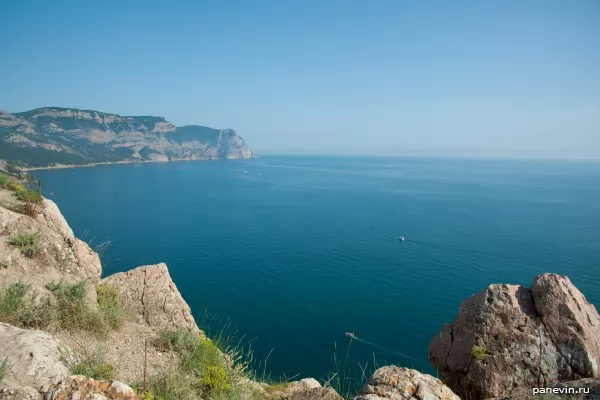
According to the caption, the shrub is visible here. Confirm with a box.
[0,283,28,324]
[96,284,125,330]
[45,280,104,334]
[71,346,115,380]
[142,369,201,400]
[471,345,488,361]
[0,174,8,186]
[15,189,42,203]
[7,182,24,193]
[8,231,41,257]
[202,364,231,394]
[0,280,124,337]
[0,282,55,329]
[150,328,270,399]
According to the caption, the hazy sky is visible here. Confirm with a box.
[1,0,598,156]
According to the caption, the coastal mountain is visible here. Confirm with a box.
[0,107,254,167]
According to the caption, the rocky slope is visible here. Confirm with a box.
[0,107,254,168]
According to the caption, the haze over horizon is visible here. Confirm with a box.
[1,0,599,157]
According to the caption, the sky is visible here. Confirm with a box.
[0,0,599,157]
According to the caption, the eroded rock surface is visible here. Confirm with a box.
[268,378,342,400]
[353,366,460,400]
[429,273,600,399]
[0,198,101,288]
[101,263,199,332]
[41,375,138,400]
[0,323,70,390]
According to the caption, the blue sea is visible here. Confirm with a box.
[34,156,600,383]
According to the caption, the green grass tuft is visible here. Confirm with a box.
[144,327,270,400]
[70,346,116,380]
[0,280,125,338]
[46,280,106,334]
[96,284,125,330]
[0,174,8,186]
[471,345,488,361]
[15,189,42,203]
[8,231,41,257]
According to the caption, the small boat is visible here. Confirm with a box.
[398,236,405,242]
[345,332,356,339]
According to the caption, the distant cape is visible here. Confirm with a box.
[0,107,254,168]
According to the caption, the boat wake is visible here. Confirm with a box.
[345,332,421,363]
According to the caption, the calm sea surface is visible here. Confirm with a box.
[34,156,600,382]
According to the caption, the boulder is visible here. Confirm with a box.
[0,323,70,389]
[353,366,460,400]
[531,274,600,377]
[268,378,342,400]
[429,273,600,399]
[101,263,199,332]
[0,386,42,400]
[41,375,138,399]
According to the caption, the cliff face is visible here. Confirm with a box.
[0,107,254,167]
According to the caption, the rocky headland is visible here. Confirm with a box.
[0,175,598,399]
[0,107,254,168]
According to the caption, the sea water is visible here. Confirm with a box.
[34,156,600,382]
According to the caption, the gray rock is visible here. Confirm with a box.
[429,273,600,399]
[353,366,460,400]
[0,199,102,291]
[0,323,70,389]
[268,378,343,400]
[41,375,138,399]
[531,274,600,378]
[0,386,42,400]
[101,263,199,332]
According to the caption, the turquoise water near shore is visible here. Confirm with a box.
[35,156,600,382]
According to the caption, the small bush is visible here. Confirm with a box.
[8,231,41,257]
[142,369,201,400]
[15,189,42,204]
[471,345,488,361]
[0,283,29,325]
[46,280,104,333]
[96,284,125,330]
[0,174,8,186]
[7,182,24,193]
[71,346,115,380]
[202,364,231,394]
[0,282,55,329]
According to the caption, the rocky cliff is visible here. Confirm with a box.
[429,274,600,399]
[0,107,254,168]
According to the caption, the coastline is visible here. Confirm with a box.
[22,156,256,171]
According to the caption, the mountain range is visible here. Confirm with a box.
[0,107,254,168]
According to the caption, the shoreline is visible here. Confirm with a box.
[22,156,256,171]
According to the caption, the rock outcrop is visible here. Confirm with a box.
[268,378,343,400]
[429,273,600,399]
[0,107,254,168]
[101,263,199,332]
[0,323,71,390]
[353,366,460,400]
[0,198,101,288]
[0,376,139,400]
[41,376,138,400]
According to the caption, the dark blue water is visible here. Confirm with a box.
[34,156,600,382]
